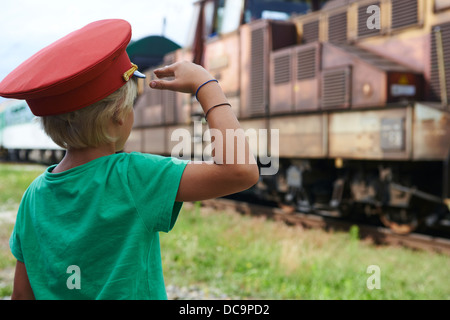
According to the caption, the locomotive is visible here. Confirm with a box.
[128,0,450,234]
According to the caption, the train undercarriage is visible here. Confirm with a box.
[0,148,65,165]
[256,158,450,234]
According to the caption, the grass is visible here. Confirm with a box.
[161,202,450,299]
[0,163,46,211]
[0,163,449,299]
[0,163,47,297]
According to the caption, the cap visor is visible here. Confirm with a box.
[133,70,146,78]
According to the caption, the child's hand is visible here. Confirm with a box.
[150,61,214,94]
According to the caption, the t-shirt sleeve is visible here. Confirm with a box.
[9,213,24,262]
[127,152,189,233]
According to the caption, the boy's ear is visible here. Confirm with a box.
[112,110,125,125]
[114,117,125,126]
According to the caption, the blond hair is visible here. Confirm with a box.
[41,80,137,149]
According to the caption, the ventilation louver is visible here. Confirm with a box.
[391,0,418,30]
[430,22,450,104]
[274,54,291,85]
[322,67,351,109]
[358,1,381,38]
[328,12,348,42]
[249,27,267,115]
[303,20,319,43]
[297,48,317,80]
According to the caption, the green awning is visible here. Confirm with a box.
[127,35,181,70]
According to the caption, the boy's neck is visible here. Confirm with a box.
[52,144,116,173]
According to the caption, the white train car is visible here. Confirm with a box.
[0,99,64,163]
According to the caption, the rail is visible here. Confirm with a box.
[202,198,450,256]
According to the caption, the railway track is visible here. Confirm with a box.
[202,198,450,256]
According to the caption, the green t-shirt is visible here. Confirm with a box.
[10,152,188,300]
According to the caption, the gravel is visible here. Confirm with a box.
[1,285,231,300]
[166,284,232,300]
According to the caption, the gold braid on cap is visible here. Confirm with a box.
[123,63,139,82]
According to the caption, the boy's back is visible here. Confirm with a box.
[10,152,187,299]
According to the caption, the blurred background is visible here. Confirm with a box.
[1,0,450,299]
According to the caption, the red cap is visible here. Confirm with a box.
[0,19,145,116]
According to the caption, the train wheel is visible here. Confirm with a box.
[279,191,297,214]
[379,207,419,234]
[278,202,296,214]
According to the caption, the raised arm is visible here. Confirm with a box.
[150,61,259,201]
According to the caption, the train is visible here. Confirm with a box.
[125,0,450,235]
[0,99,64,163]
[1,0,449,235]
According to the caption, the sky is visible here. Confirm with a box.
[0,0,197,88]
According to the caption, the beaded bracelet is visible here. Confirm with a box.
[195,79,218,101]
[205,102,231,121]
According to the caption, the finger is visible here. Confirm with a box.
[150,79,171,90]
[153,65,175,78]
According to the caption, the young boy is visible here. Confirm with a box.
[0,19,259,299]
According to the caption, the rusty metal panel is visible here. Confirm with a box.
[413,103,450,160]
[135,65,165,126]
[351,62,387,108]
[204,32,240,96]
[167,124,193,159]
[321,66,352,109]
[227,95,240,119]
[143,128,166,155]
[142,104,163,126]
[430,21,450,104]
[328,11,348,42]
[294,42,321,112]
[435,0,450,11]
[175,47,192,63]
[239,23,251,118]
[134,68,164,127]
[322,42,397,109]
[328,108,409,160]
[240,20,297,118]
[173,50,193,124]
[391,0,418,30]
[302,20,320,44]
[239,119,268,158]
[249,24,268,116]
[162,53,177,124]
[380,118,405,151]
[132,92,147,128]
[175,96,192,125]
[204,32,241,119]
[271,21,298,50]
[357,1,381,38]
[270,47,293,114]
[270,115,326,158]
[239,21,269,117]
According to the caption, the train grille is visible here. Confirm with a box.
[302,20,319,44]
[391,0,418,30]
[297,48,317,80]
[273,54,291,85]
[250,27,267,116]
[430,21,450,104]
[357,1,381,38]
[321,67,351,109]
[328,12,348,43]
